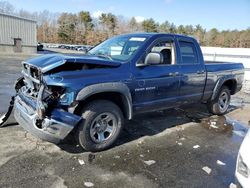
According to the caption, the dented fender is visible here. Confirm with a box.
[76,82,133,119]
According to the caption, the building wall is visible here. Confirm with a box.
[0,13,37,53]
[0,44,37,54]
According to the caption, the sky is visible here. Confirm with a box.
[5,0,250,31]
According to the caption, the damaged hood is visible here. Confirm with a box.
[24,54,121,73]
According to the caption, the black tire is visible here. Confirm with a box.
[76,100,124,152]
[207,86,231,115]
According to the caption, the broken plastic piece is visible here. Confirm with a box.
[217,160,226,166]
[78,159,85,165]
[0,96,15,127]
[202,166,212,174]
[210,124,219,129]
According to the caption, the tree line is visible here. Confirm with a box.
[0,0,250,47]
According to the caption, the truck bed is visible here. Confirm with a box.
[205,61,244,72]
[203,61,244,101]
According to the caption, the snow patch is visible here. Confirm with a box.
[143,160,156,166]
[84,182,94,187]
[193,145,200,149]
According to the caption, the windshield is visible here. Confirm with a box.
[88,36,148,62]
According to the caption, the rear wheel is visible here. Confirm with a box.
[207,86,231,115]
[76,100,124,152]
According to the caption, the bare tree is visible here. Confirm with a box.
[1,0,249,47]
[0,1,14,14]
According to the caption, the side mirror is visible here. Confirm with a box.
[144,52,163,65]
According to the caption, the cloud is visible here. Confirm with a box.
[134,16,145,22]
[92,10,103,18]
[91,6,115,19]
[108,6,115,12]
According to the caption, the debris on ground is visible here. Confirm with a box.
[143,160,156,166]
[229,182,237,188]
[202,166,212,174]
[0,96,15,127]
[137,140,144,145]
[140,154,144,158]
[114,155,120,159]
[193,145,200,149]
[84,182,94,187]
[210,123,219,129]
[176,142,182,146]
[88,154,95,163]
[217,160,226,166]
[179,137,186,141]
[78,159,85,165]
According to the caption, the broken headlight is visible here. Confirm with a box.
[59,91,75,105]
[237,154,249,178]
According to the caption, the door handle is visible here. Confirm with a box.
[169,72,179,76]
[197,70,205,74]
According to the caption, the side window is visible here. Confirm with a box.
[150,41,175,65]
[179,41,198,64]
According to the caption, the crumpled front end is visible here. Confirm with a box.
[13,62,82,143]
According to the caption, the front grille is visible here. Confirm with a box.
[30,66,40,80]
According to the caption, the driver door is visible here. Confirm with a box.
[131,37,180,113]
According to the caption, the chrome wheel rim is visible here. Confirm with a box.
[90,112,117,143]
[218,91,229,112]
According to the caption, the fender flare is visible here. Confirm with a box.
[211,75,236,101]
[75,82,133,119]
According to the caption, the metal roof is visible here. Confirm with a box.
[0,12,36,23]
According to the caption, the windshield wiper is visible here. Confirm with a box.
[88,53,113,61]
[96,54,113,60]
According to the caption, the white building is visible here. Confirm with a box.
[0,13,37,53]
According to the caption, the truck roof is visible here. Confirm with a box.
[117,32,196,41]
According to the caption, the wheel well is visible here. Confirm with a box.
[74,92,130,119]
[223,79,237,94]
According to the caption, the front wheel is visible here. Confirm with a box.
[207,86,231,115]
[76,100,124,152]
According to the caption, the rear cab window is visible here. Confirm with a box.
[179,41,198,64]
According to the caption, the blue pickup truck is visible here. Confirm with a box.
[10,33,244,151]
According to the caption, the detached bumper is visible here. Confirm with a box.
[14,95,82,144]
